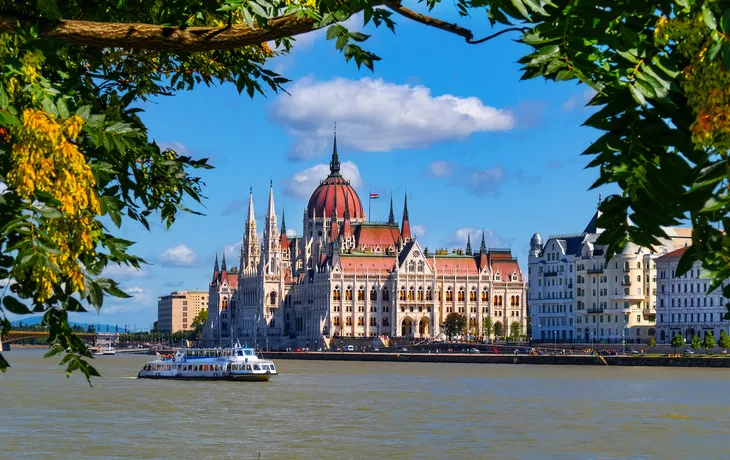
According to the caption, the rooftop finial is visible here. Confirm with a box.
[387,193,395,225]
[480,228,487,254]
[330,122,341,176]
[466,233,472,255]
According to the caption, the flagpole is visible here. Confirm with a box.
[368,191,371,223]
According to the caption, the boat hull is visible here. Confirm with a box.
[137,372,274,382]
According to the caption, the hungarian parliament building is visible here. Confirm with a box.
[202,136,527,349]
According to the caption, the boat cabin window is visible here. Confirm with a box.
[236,350,243,356]
[244,350,255,356]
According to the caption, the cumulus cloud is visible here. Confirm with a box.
[270,77,514,160]
[223,242,242,261]
[427,161,537,197]
[449,228,504,249]
[160,244,198,267]
[562,89,596,111]
[102,264,147,279]
[286,229,297,238]
[283,160,363,200]
[126,287,152,305]
[411,225,426,238]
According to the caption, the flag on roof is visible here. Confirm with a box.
[370,193,379,199]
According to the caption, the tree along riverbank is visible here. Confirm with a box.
[261,351,730,368]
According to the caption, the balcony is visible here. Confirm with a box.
[621,280,632,286]
[623,266,630,272]
[587,307,604,314]
[612,293,644,301]
[587,267,604,274]
[543,272,558,277]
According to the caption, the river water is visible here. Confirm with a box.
[2,349,730,459]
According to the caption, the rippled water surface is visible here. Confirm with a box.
[3,349,730,459]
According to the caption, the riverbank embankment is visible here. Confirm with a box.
[261,351,730,368]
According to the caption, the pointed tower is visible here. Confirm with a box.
[400,193,412,242]
[212,253,220,283]
[465,233,472,255]
[262,180,279,275]
[330,189,339,241]
[478,229,488,270]
[241,186,260,273]
[280,210,290,263]
[221,252,227,277]
[387,194,395,226]
[330,123,341,176]
[342,194,353,244]
[480,229,487,253]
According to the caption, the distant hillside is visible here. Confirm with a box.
[11,316,132,332]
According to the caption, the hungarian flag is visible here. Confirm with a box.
[370,193,379,199]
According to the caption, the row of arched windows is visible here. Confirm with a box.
[333,286,391,302]
[333,317,391,327]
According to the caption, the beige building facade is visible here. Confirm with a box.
[158,290,209,333]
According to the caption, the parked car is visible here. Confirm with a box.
[343,345,355,352]
[626,349,640,355]
[683,348,695,355]
[467,348,481,354]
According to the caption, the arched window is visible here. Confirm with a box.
[382,287,390,301]
[426,287,433,301]
[481,288,488,302]
[418,261,425,272]
[333,317,341,326]
[494,295,499,305]
[408,286,415,301]
[624,275,630,285]
[357,316,364,326]
[446,287,453,302]
[408,261,415,272]
[357,286,365,301]
[269,291,277,305]
[458,287,465,302]
[399,287,406,301]
[370,287,377,301]
[345,317,352,326]
[637,261,642,269]
[345,286,353,301]
[637,275,641,283]
[417,287,424,301]
[469,287,477,302]
[514,296,520,306]
[383,318,390,327]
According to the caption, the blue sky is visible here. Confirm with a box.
[54,3,613,330]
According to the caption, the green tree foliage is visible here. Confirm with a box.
[510,321,521,339]
[691,334,702,349]
[718,330,730,349]
[443,313,466,340]
[702,331,716,350]
[4,0,730,380]
[482,316,494,339]
[648,337,657,347]
[671,334,684,350]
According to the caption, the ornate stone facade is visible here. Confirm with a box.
[203,136,527,349]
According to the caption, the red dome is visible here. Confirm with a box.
[306,131,365,219]
[307,175,364,219]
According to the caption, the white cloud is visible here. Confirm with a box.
[286,229,297,238]
[102,264,147,279]
[427,161,506,196]
[271,77,514,160]
[427,161,455,179]
[283,160,363,200]
[449,228,503,249]
[160,244,198,267]
[562,89,596,110]
[223,242,241,261]
[125,287,152,305]
[157,141,190,155]
[411,225,426,238]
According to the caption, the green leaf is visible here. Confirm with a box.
[0,84,8,110]
[32,205,62,219]
[629,83,646,106]
[723,9,730,33]
[247,0,268,18]
[336,34,348,51]
[708,39,723,61]
[326,25,342,40]
[510,0,529,18]
[3,296,31,315]
[56,98,69,118]
[75,105,91,121]
[522,0,548,15]
[703,6,717,30]
[349,32,370,42]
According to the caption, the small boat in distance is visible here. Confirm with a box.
[102,346,116,355]
[137,342,277,382]
[89,346,103,355]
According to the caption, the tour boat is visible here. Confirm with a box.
[102,346,116,355]
[137,343,277,382]
[89,346,103,355]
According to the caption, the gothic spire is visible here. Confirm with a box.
[221,252,227,272]
[246,186,255,224]
[329,122,341,176]
[400,192,411,241]
[344,193,350,220]
[466,233,472,255]
[387,193,395,225]
[281,210,286,234]
[480,229,487,254]
[214,253,219,272]
[403,193,409,220]
[267,179,276,219]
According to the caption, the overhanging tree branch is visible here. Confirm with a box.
[0,1,522,51]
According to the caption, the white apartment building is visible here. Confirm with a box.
[528,202,691,344]
[655,246,730,343]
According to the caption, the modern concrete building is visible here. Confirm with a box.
[655,246,730,343]
[528,199,692,344]
[158,290,209,333]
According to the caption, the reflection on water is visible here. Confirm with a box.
[3,349,730,459]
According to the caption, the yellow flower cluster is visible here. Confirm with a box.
[284,0,316,6]
[7,109,100,301]
[655,14,730,149]
[260,42,274,57]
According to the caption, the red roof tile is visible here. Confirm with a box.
[338,255,395,274]
[434,256,479,274]
[355,225,401,249]
[657,246,690,260]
